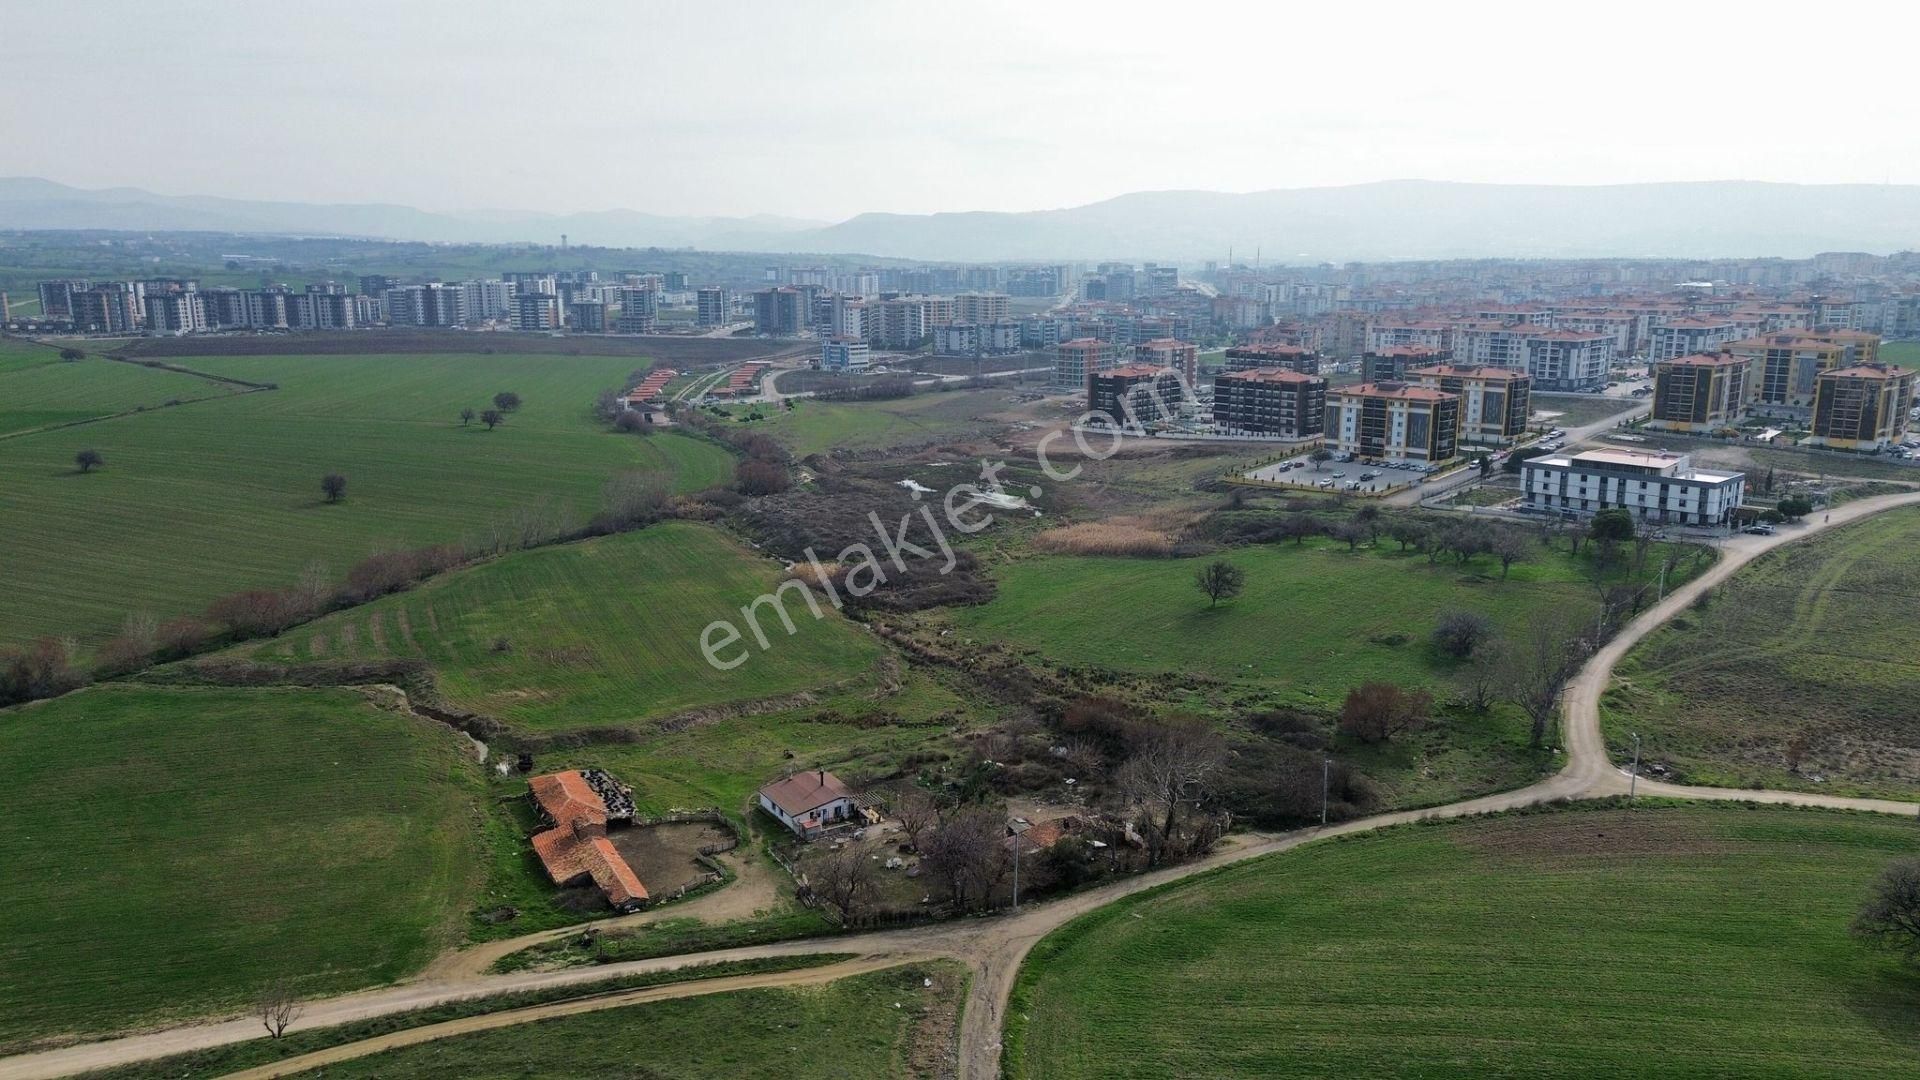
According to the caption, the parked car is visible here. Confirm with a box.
[1743,524,1775,535]
[1345,481,1363,491]
[1359,471,1378,480]
[1316,478,1336,489]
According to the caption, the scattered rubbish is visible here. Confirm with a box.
[897,479,935,495]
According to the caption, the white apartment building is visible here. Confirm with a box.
[1522,449,1745,526]
[831,295,870,340]
[512,292,561,332]
[1524,330,1613,391]
[953,292,1010,324]
[463,280,513,322]
[1453,324,1535,370]
[821,338,871,373]
[143,291,205,335]
[1648,317,1738,361]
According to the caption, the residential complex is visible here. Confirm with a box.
[1054,337,1119,390]
[696,286,730,327]
[1212,368,1326,439]
[1223,345,1319,375]
[1522,449,1745,526]
[1133,337,1198,385]
[1647,353,1751,433]
[1409,364,1530,446]
[1087,364,1187,429]
[1806,364,1915,451]
[1324,382,1459,463]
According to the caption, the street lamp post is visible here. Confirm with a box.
[1629,732,1641,802]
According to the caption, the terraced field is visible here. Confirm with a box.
[0,350,734,647]
[245,522,887,733]
[1602,506,1920,798]
[0,684,481,1051]
[1008,805,1920,1078]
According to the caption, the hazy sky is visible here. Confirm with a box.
[6,0,1916,222]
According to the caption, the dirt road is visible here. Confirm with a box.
[6,491,1919,1080]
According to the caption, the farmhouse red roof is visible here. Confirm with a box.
[527,771,648,906]
[759,770,853,817]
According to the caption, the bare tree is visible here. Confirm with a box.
[1488,528,1530,579]
[1460,640,1505,712]
[1194,559,1246,608]
[919,806,1008,911]
[493,391,522,412]
[1337,682,1432,743]
[599,470,672,530]
[1501,614,1594,747]
[1431,610,1494,659]
[1117,718,1227,865]
[320,473,347,504]
[256,978,303,1038]
[74,449,103,473]
[892,785,946,853]
[806,844,877,921]
[1854,858,1920,963]
[481,408,505,430]
[460,407,476,427]
[1329,519,1368,551]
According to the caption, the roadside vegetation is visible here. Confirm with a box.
[1007,803,1920,1078]
[1602,506,1920,798]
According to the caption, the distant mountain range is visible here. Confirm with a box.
[5,176,1920,263]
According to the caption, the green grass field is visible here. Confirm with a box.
[1008,804,1920,1079]
[0,350,734,647]
[720,388,1009,457]
[1603,507,1920,798]
[0,340,245,436]
[244,522,886,733]
[290,962,967,1079]
[1529,392,1642,428]
[0,684,481,1051]
[950,537,1679,708]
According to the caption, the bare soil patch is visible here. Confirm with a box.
[609,820,732,896]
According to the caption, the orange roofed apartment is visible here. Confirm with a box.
[528,769,648,911]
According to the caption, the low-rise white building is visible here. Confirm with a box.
[1522,448,1745,526]
[821,337,870,373]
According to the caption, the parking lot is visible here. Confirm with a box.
[1245,455,1439,494]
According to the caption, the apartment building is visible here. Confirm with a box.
[568,300,607,333]
[1365,346,1449,383]
[753,287,808,336]
[1549,311,1637,356]
[830,295,869,340]
[463,279,513,323]
[1211,368,1326,439]
[1452,323,1534,370]
[615,286,658,333]
[1728,333,1846,410]
[68,283,140,333]
[1647,317,1738,361]
[289,289,356,330]
[821,338,871,373]
[1522,448,1744,525]
[1324,382,1459,463]
[1087,364,1187,429]
[1647,352,1750,432]
[143,287,205,335]
[1365,319,1451,353]
[953,292,1010,324]
[1054,337,1119,390]
[387,283,467,327]
[696,286,730,328]
[1134,338,1198,385]
[1806,364,1915,451]
[1223,345,1319,375]
[512,292,562,332]
[1524,330,1613,390]
[1409,364,1531,446]
[37,280,85,321]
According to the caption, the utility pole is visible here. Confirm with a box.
[1321,758,1331,826]
[1629,732,1641,802]
[1009,819,1029,910]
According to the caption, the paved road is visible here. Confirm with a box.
[6,490,1919,1080]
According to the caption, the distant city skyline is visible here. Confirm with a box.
[5,0,1918,222]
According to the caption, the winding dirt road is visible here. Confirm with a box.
[5,491,1919,1080]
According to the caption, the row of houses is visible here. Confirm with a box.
[1646,339,1914,451]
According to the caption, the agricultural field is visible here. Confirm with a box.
[716,387,1015,457]
[289,962,967,1080]
[0,339,244,436]
[0,349,734,647]
[950,535,1692,709]
[1008,804,1920,1079]
[245,522,887,734]
[0,684,481,1051]
[1602,507,1920,798]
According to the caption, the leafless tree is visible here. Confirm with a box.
[892,785,946,853]
[481,408,505,429]
[74,448,103,473]
[1117,718,1227,865]
[1337,682,1433,743]
[600,470,672,530]
[1501,613,1595,747]
[460,406,476,427]
[1432,609,1495,659]
[320,473,347,504]
[1460,640,1505,712]
[1329,519,1368,551]
[1194,559,1245,607]
[1489,528,1530,579]
[807,844,878,921]
[919,806,1008,911]
[1854,858,1920,963]
[256,978,303,1038]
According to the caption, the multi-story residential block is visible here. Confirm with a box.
[68,283,140,332]
[1211,368,1326,438]
[0,291,9,322]
[953,292,1010,324]
[1365,346,1449,382]
[1223,345,1319,375]
[1452,323,1535,370]
[1365,318,1451,353]
[37,280,86,321]
[1550,310,1638,356]
[821,338,871,373]
[830,295,870,340]
[1324,382,1459,463]
[615,286,657,333]
[1648,317,1738,360]
[568,299,607,333]
[1648,352,1750,432]
[358,274,399,298]
[386,283,467,327]
[1728,333,1846,410]
[463,279,513,322]
[1524,330,1613,391]
[1409,364,1531,446]
[753,287,808,336]
[1054,337,1119,390]
[933,323,979,356]
[1522,448,1744,525]
[288,289,356,330]
[696,286,730,328]
[1134,338,1198,386]
[143,287,204,335]
[1088,364,1187,429]
[512,292,561,332]
[248,289,290,329]
[1806,364,1915,451]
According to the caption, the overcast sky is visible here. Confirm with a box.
[6,0,1916,222]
